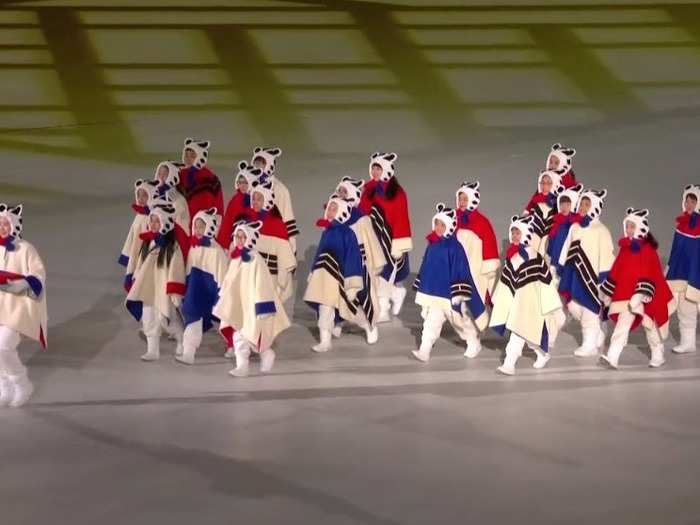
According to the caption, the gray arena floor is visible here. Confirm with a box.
[2,1,700,524]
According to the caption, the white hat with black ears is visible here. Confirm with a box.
[509,214,535,245]
[623,208,650,239]
[369,152,397,182]
[546,143,576,174]
[251,147,282,175]
[336,176,364,207]
[250,179,275,211]
[154,160,185,188]
[537,169,563,194]
[233,220,263,251]
[182,138,211,170]
[326,195,353,224]
[235,161,262,191]
[682,184,700,213]
[432,202,457,237]
[578,188,607,221]
[149,203,177,235]
[0,203,23,238]
[192,207,220,239]
[455,181,480,211]
[134,179,159,204]
[556,183,583,211]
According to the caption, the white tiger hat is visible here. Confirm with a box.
[509,214,535,245]
[134,179,159,204]
[182,138,210,170]
[455,181,480,211]
[192,207,220,239]
[537,169,563,194]
[0,203,23,238]
[433,202,457,237]
[251,147,282,175]
[326,195,353,224]
[577,188,608,221]
[236,161,262,191]
[154,160,185,188]
[556,183,583,211]
[623,208,650,239]
[546,143,576,174]
[149,204,177,235]
[336,176,364,207]
[233,220,263,251]
[250,179,275,211]
[682,184,700,213]
[369,152,397,182]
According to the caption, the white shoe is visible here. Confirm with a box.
[574,346,598,357]
[229,347,250,377]
[672,344,696,354]
[9,375,33,408]
[497,364,515,376]
[391,286,407,316]
[412,340,432,363]
[366,326,379,345]
[672,328,696,354]
[649,346,666,368]
[599,354,618,369]
[532,352,551,369]
[175,343,195,365]
[260,349,276,373]
[0,376,14,408]
[174,341,184,357]
[463,341,482,359]
[312,329,332,353]
[141,337,160,362]
[224,348,234,359]
[332,325,342,338]
[140,351,159,362]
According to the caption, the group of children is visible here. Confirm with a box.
[0,140,698,407]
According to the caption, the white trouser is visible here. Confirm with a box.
[142,304,184,340]
[503,332,546,367]
[607,310,662,362]
[568,301,603,347]
[183,319,203,352]
[317,304,336,332]
[676,293,699,332]
[420,306,476,348]
[0,325,25,377]
[377,277,404,307]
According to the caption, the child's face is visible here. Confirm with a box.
[234,229,247,248]
[625,220,636,238]
[434,219,447,237]
[684,195,697,214]
[149,215,161,234]
[253,157,267,171]
[510,227,522,244]
[539,175,553,194]
[183,148,197,168]
[370,164,383,181]
[325,201,339,221]
[0,216,11,238]
[236,176,249,194]
[156,166,169,183]
[578,197,591,216]
[193,218,206,237]
[252,191,264,212]
[457,192,469,210]
[136,188,149,206]
[559,200,571,215]
[337,186,348,199]
[547,154,560,170]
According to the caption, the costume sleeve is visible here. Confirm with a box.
[449,243,472,303]
[598,227,616,283]
[25,244,46,298]
[342,231,364,293]
[166,248,187,296]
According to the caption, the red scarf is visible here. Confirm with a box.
[549,212,582,238]
[131,204,149,215]
[316,218,331,229]
[139,231,157,242]
[425,231,441,244]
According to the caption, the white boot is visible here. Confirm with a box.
[174,339,184,357]
[229,347,250,377]
[497,339,521,376]
[463,339,482,359]
[673,328,697,354]
[312,329,332,353]
[175,342,196,365]
[391,286,407,316]
[574,326,600,357]
[332,325,343,338]
[412,339,433,362]
[649,345,666,368]
[532,348,551,369]
[365,325,379,345]
[377,297,392,323]
[260,349,276,373]
[9,373,33,408]
[141,336,160,362]
[600,343,623,369]
[224,347,234,359]
[0,374,14,408]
